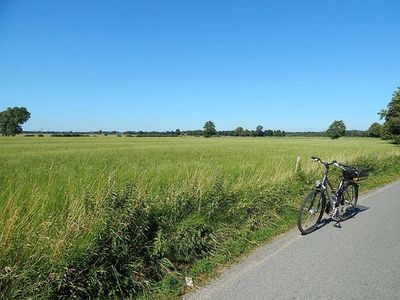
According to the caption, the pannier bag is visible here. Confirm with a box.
[343,166,370,181]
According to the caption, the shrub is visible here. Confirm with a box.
[392,136,400,145]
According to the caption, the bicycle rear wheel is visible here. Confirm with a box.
[297,190,325,235]
[339,183,358,221]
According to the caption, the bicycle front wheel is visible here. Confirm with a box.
[297,190,325,235]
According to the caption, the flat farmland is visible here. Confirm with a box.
[1,136,399,298]
[2,136,398,202]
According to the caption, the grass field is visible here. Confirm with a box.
[1,136,400,298]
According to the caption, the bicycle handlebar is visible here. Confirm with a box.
[310,156,346,170]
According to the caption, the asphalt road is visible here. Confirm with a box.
[185,180,400,300]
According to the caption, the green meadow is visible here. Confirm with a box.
[1,136,400,298]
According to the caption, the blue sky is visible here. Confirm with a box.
[0,0,399,132]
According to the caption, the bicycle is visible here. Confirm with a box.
[297,156,369,235]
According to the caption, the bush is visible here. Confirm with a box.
[392,136,400,145]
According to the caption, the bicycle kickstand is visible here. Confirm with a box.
[332,207,341,228]
[333,221,341,228]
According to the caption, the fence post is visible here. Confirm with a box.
[295,155,301,173]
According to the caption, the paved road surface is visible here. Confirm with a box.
[185,180,400,300]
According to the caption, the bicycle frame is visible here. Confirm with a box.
[316,162,354,213]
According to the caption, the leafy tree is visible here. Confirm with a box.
[203,121,216,138]
[345,130,368,137]
[218,130,234,136]
[243,129,251,136]
[234,126,244,136]
[380,87,400,142]
[326,120,346,139]
[378,109,387,120]
[264,129,273,136]
[175,128,181,136]
[0,107,31,136]
[368,122,383,138]
[255,125,264,137]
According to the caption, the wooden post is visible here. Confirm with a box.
[295,155,301,173]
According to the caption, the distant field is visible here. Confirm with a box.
[1,136,399,298]
[2,136,398,201]
[1,136,397,214]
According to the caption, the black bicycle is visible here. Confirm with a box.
[297,156,369,235]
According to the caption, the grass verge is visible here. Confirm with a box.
[1,153,400,299]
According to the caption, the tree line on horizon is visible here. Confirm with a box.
[0,118,389,139]
[19,128,370,138]
[1,87,400,142]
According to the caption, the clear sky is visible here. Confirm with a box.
[0,0,399,132]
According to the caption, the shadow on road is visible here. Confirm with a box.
[316,205,370,231]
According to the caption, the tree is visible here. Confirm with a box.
[380,87,400,142]
[0,107,31,136]
[264,129,273,136]
[368,122,383,138]
[255,125,264,137]
[378,109,387,120]
[326,120,346,139]
[175,128,181,136]
[234,126,244,136]
[203,121,216,138]
[243,129,251,136]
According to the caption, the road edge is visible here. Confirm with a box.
[183,178,400,299]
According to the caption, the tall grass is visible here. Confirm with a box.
[0,136,399,298]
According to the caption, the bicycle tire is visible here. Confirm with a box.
[297,190,325,235]
[339,182,358,221]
